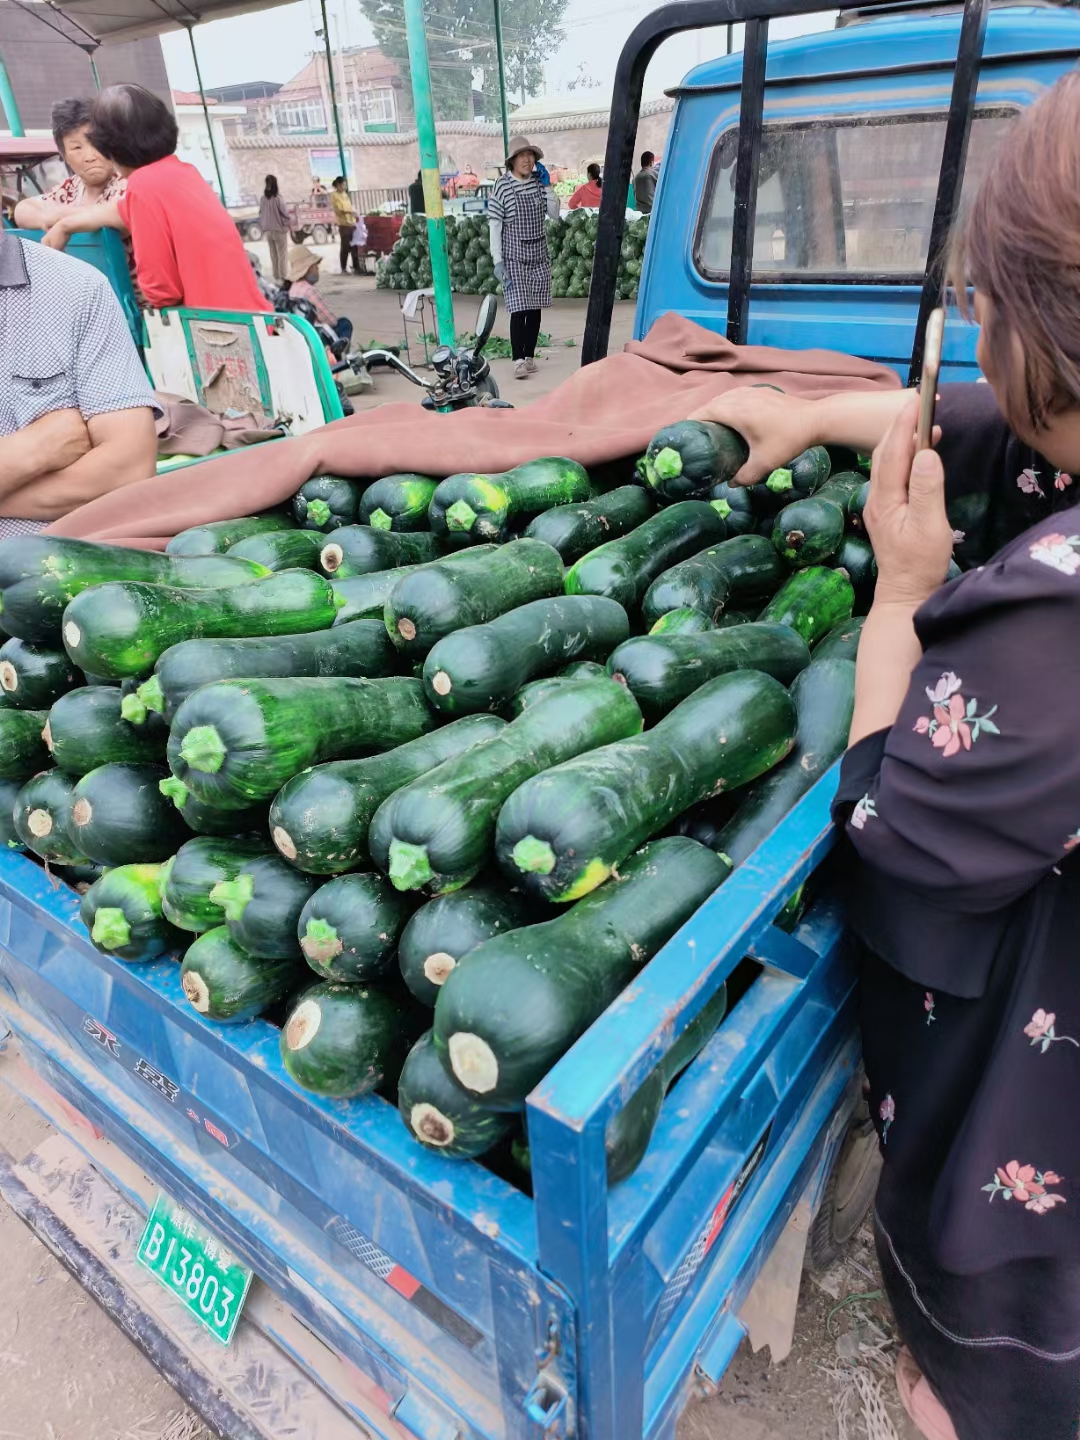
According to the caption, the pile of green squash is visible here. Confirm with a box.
[0,418,900,1187]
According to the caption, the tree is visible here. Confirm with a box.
[360,0,567,122]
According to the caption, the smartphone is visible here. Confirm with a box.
[916,308,945,451]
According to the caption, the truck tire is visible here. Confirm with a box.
[311,224,330,245]
[246,222,263,242]
[805,1096,881,1273]
[291,229,306,244]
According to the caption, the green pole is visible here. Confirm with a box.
[492,0,510,158]
[0,51,25,136]
[319,0,349,182]
[89,54,102,91]
[186,26,227,203]
[404,0,455,346]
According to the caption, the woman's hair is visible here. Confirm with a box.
[332,175,346,188]
[50,97,94,151]
[951,71,1080,432]
[587,163,601,183]
[264,174,278,197]
[89,84,178,170]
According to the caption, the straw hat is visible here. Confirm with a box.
[506,134,544,167]
[287,244,321,283]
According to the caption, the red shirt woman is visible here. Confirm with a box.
[89,83,268,313]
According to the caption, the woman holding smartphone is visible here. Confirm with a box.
[692,74,1080,1440]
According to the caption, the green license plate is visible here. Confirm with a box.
[136,1191,252,1345]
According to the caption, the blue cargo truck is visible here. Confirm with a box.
[1,4,1078,1438]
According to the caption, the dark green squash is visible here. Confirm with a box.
[167,675,435,808]
[298,873,414,982]
[369,677,643,897]
[640,531,787,631]
[648,608,715,636]
[166,514,295,556]
[832,535,878,615]
[181,927,303,1023]
[45,686,167,775]
[358,474,438,532]
[495,670,796,903]
[280,981,418,1098]
[398,1030,517,1158]
[847,480,871,532]
[709,482,757,536]
[565,501,727,610]
[269,713,504,875]
[523,486,654,563]
[210,854,321,959]
[428,459,593,544]
[398,882,536,1006]
[69,763,191,866]
[771,496,846,568]
[226,529,325,572]
[0,638,81,710]
[13,769,90,864]
[756,567,854,647]
[319,527,443,579]
[160,835,274,933]
[293,475,365,532]
[813,615,865,661]
[433,837,730,1108]
[331,545,501,627]
[0,708,51,779]
[157,777,270,837]
[80,862,184,964]
[643,421,748,501]
[0,776,23,850]
[762,446,831,503]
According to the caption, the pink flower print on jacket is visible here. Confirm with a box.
[851,794,877,831]
[1017,467,1045,498]
[914,674,999,757]
[879,1093,895,1143]
[1055,471,1073,492]
[1024,1009,1079,1053]
[1030,532,1080,576]
[983,1161,1066,1212]
[924,992,937,1026]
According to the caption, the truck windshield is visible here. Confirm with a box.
[694,106,1016,283]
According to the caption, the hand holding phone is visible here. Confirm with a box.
[916,308,945,451]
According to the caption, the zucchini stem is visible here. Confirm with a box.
[209,872,255,921]
[136,675,166,715]
[179,724,227,774]
[511,835,556,875]
[651,447,684,481]
[120,692,148,724]
[766,468,794,494]
[446,500,478,532]
[301,917,343,965]
[388,840,434,891]
[368,509,392,531]
[91,906,131,950]
[158,776,190,811]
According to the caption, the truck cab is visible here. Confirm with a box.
[634,4,1080,381]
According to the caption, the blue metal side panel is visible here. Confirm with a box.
[635,9,1080,376]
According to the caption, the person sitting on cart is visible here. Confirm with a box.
[0,226,157,537]
[568,163,603,210]
[285,244,353,349]
[690,71,1080,1440]
[87,83,269,313]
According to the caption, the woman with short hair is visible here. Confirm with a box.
[88,83,268,312]
[488,135,558,381]
[259,174,291,287]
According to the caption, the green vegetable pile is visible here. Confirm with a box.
[376,209,650,301]
[0,427,887,1183]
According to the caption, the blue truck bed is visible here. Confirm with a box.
[0,768,857,1440]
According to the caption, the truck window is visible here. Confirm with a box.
[694,107,1017,282]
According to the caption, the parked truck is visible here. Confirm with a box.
[1,5,1078,1440]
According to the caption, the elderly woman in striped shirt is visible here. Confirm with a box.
[488,136,559,381]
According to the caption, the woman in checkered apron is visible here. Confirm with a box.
[488,137,559,381]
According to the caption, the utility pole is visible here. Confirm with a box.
[186,26,228,203]
[492,0,510,157]
[318,0,349,181]
[404,0,456,346]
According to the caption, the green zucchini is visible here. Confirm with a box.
[281,981,416,1098]
[756,567,854,647]
[269,713,504,875]
[80,863,183,964]
[640,532,786,631]
[0,777,24,849]
[331,547,500,626]
[771,496,846,568]
[370,677,643,896]
[506,672,597,717]
[210,854,321,958]
[13,770,90,864]
[45,687,166,775]
[813,616,865,661]
[715,658,856,865]
[226,529,325,572]
[166,514,295,556]
[606,980,728,1183]
[643,420,748,501]
[422,595,628,715]
[61,570,344,680]
[358,474,438,532]
[127,619,399,724]
[0,538,270,645]
[181,928,302,1024]
[293,475,365,532]
[168,675,435,808]
[398,1030,517,1158]
[495,670,796,903]
[398,882,536,1006]
[606,622,810,720]
[833,535,878,615]
[561,660,608,680]
[0,709,51,779]
[161,836,274,933]
[710,482,757,536]
[428,458,593,543]
[763,446,831,502]
[298,873,413,982]
[523,486,654,563]
[847,480,870,533]
[815,471,866,508]
[158,777,269,837]
[672,797,739,849]
[434,836,730,1107]
[318,527,442,579]
[565,501,726,610]
[386,539,564,659]
[648,608,715,636]
[0,639,80,710]
[69,763,190,866]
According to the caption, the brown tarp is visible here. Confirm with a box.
[48,313,901,549]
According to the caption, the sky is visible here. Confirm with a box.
[160,0,835,108]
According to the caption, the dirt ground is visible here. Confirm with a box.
[0,259,920,1439]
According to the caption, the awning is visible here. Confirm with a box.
[18,0,300,45]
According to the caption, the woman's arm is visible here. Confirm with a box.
[40,202,128,251]
[12,196,69,230]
